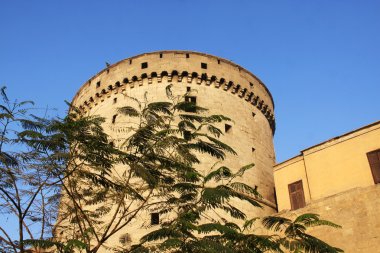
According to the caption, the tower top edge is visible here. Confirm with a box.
[73,50,274,108]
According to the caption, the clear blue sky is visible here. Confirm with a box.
[1,0,379,162]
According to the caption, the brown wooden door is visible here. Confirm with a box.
[288,180,306,210]
[367,150,380,184]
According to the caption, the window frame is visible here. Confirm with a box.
[367,149,380,184]
[288,180,306,210]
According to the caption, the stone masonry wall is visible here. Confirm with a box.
[277,184,380,253]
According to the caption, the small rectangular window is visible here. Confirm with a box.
[184,96,196,113]
[225,124,232,133]
[129,59,132,64]
[151,213,159,225]
[112,115,117,124]
[184,131,191,141]
[141,62,148,69]
[217,59,220,64]
[288,180,306,210]
[185,96,196,103]
[367,149,380,184]
[160,53,163,58]
[201,63,207,69]
[113,98,117,104]
[186,87,191,92]
[96,81,101,88]
[186,53,190,58]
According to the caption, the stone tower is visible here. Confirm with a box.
[71,50,277,247]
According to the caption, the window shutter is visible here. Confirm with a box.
[288,180,306,210]
[367,150,380,184]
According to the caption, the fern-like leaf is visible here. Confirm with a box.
[185,141,225,159]
[207,124,223,137]
[146,102,173,115]
[204,135,237,155]
[179,114,204,123]
[204,166,232,183]
[140,228,182,243]
[229,182,261,198]
[262,216,292,232]
[197,223,238,235]
[118,106,140,117]
[295,213,342,228]
[206,114,232,123]
[234,163,255,178]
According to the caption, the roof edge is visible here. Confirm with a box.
[275,120,380,167]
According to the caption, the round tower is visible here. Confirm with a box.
[71,50,277,242]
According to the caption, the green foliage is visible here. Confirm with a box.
[24,238,87,253]
[262,214,343,253]
[0,87,61,253]
[123,88,342,253]
[117,106,140,117]
[204,166,232,182]
[0,85,343,253]
[48,86,242,252]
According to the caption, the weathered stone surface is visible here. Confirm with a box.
[278,185,380,253]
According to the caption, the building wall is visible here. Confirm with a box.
[303,124,379,200]
[274,121,380,211]
[277,184,380,253]
[70,51,278,250]
[274,121,380,252]
[273,156,311,210]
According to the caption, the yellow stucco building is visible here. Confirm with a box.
[274,120,380,252]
